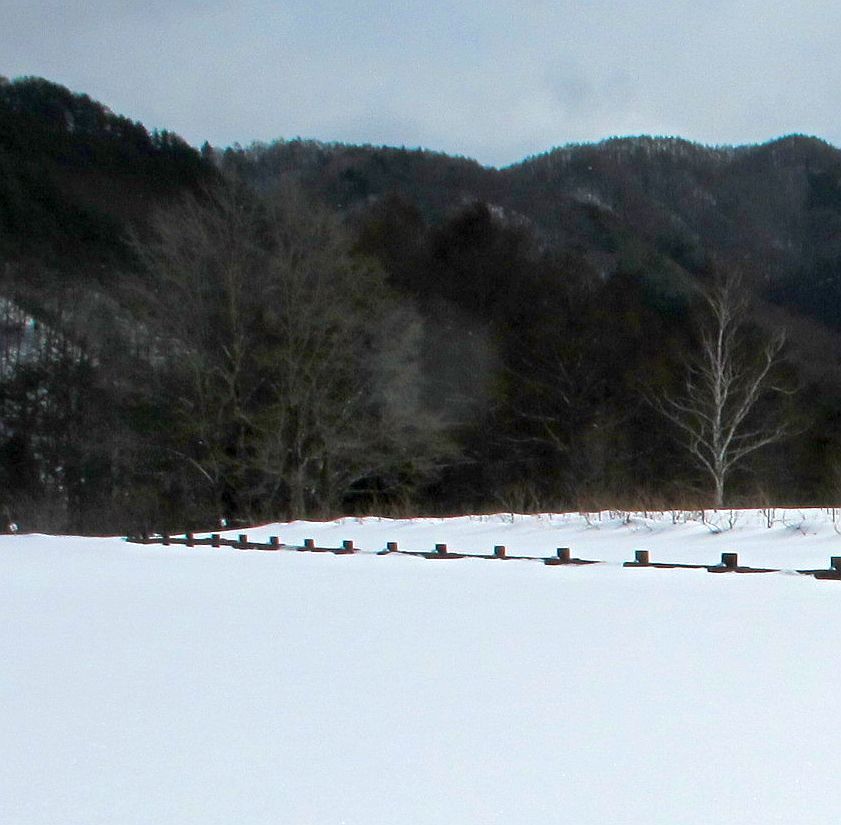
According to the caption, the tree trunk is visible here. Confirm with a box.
[288,466,306,520]
[712,472,725,509]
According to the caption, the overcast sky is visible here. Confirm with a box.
[3,0,841,167]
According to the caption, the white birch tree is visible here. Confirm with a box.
[653,274,793,507]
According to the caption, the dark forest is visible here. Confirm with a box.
[3,75,841,533]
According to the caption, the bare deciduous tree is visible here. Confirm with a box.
[652,274,793,508]
[135,181,452,520]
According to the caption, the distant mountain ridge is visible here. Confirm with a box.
[3,75,841,526]
[220,130,841,326]
[5,75,841,312]
[6,75,841,369]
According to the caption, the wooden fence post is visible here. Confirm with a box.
[721,552,738,569]
[386,541,398,553]
[435,543,447,555]
[494,545,506,559]
[211,533,220,548]
[162,532,170,546]
[635,550,650,565]
[557,547,571,563]
[304,538,315,549]
[831,556,841,572]
[269,536,280,549]
[185,532,194,547]
[342,540,354,552]
[237,534,248,548]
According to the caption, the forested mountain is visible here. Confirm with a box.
[224,132,841,338]
[0,76,211,265]
[3,75,841,533]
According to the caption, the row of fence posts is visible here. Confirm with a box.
[128,531,841,578]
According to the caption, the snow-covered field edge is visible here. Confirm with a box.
[4,508,841,824]
[167,506,841,571]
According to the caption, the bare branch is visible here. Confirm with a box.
[648,272,794,506]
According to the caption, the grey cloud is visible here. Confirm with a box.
[546,62,593,116]
[4,0,841,166]
[1,0,204,39]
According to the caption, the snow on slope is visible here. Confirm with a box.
[3,511,841,825]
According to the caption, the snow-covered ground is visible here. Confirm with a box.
[208,506,841,569]
[3,509,841,824]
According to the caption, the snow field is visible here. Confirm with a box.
[3,511,841,824]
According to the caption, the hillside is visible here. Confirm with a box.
[3,76,841,531]
[228,132,841,329]
[505,136,841,325]
[0,76,213,268]
[7,76,841,318]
